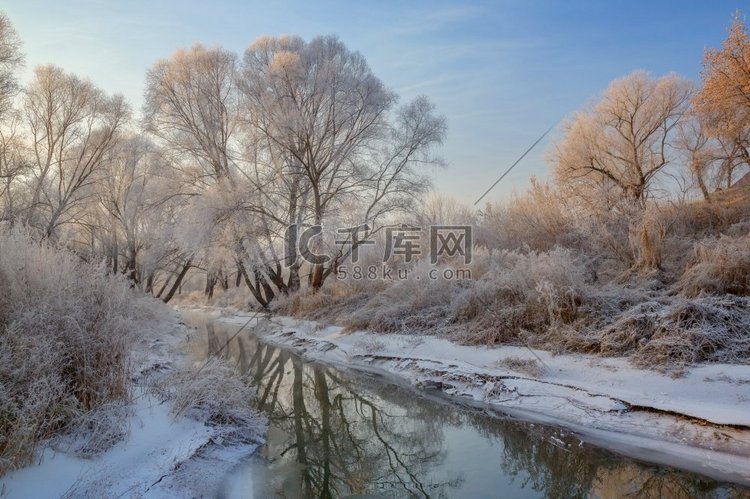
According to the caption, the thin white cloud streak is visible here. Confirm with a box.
[386,4,486,36]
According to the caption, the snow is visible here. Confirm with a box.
[2,395,217,498]
[1,312,263,498]
[216,313,750,486]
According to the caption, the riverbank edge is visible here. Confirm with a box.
[1,308,266,498]
[214,310,750,488]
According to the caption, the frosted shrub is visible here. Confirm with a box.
[166,358,264,443]
[273,279,375,321]
[451,247,589,345]
[0,230,148,473]
[496,356,545,378]
[356,337,386,354]
[576,205,635,273]
[678,234,750,297]
[477,179,574,252]
[52,402,131,458]
[545,294,750,372]
[343,261,464,333]
[648,189,750,280]
[666,187,750,239]
[632,296,750,371]
[551,299,664,355]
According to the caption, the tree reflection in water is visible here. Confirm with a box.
[492,419,746,498]
[198,320,750,499]
[206,322,462,497]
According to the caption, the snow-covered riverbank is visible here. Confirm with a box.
[216,311,750,487]
[1,310,265,498]
[8,304,745,497]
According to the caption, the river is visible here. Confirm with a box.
[184,313,750,498]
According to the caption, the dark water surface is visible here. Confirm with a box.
[184,313,750,499]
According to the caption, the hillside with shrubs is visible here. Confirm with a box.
[274,15,750,374]
[276,184,750,373]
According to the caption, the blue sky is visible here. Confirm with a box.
[3,1,743,203]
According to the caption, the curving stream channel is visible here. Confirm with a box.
[184,313,750,498]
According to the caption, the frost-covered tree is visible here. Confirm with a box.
[142,36,444,304]
[91,135,170,284]
[144,44,249,300]
[0,12,22,121]
[553,71,692,206]
[675,113,725,202]
[0,12,24,222]
[416,193,476,227]
[239,35,445,291]
[693,12,750,187]
[144,44,239,183]
[0,110,27,222]
[550,71,693,272]
[23,65,128,238]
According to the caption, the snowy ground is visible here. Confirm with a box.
[1,310,264,499]
[216,312,750,487]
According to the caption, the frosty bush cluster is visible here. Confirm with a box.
[275,186,750,374]
[0,229,154,473]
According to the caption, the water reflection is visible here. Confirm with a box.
[192,318,749,499]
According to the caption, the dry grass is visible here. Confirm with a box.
[678,233,750,297]
[162,358,264,444]
[273,186,750,373]
[273,281,374,322]
[648,185,750,281]
[451,248,589,345]
[631,296,750,371]
[51,402,131,458]
[544,295,750,373]
[0,229,151,474]
[669,186,750,238]
[341,266,461,334]
[496,357,546,378]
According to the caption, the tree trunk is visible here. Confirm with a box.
[692,159,711,203]
[697,174,711,202]
[286,261,301,293]
[156,274,172,299]
[112,242,118,275]
[221,269,229,291]
[284,177,302,294]
[256,267,275,304]
[205,272,216,299]
[237,260,269,309]
[126,255,138,285]
[265,262,287,295]
[309,264,324,291]
[162,259,192,303]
